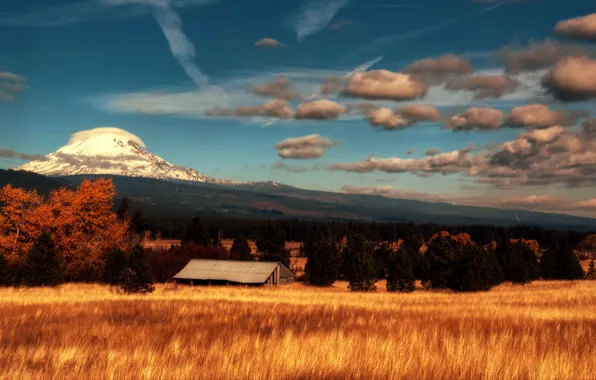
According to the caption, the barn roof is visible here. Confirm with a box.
[173,259,294,284]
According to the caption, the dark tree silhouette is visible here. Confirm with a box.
[0,250,9,286]
[540,243,584,280]
[116,197,130,220]
[452,244,501,292]
[102,249,127,285]
[305,240,341,287]
[230,234,253,261]
[496,240,541,285]
[587,260,596,280]
[183,217,211,247]
[257,221,290,267]
[22,232,63,287]
[342,233,376,292]
[121,244,154,294]
[421,236,461,290]
[386,248,415,292]
[373,242,392,279]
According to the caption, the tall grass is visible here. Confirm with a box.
[0,281,595,379]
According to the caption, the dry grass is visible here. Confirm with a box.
[1,281,595,380]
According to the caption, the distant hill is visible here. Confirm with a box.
[0,169,70,194]
[52,174,596,232]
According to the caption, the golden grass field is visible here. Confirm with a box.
[1,280,596,380]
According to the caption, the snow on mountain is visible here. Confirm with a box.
[16,127,275,187]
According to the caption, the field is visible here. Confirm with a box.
[1,281,596,380]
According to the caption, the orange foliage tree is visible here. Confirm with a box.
[0,179,131,280]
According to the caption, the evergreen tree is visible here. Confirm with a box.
[121,244,154,294]
[373,242,392,279]
[0,250,9,286]
[421,236,461,289]
[342,233,377,291]
[386,248,415,292]
[452,244,500,292]
[402,232,424,278]
[496,240,541,284]
[183,217,211,247]
[305,240,341,287]
[102,249,127,285]
[22,232,63,287]
[257,221,290,267]
[116,197,130,220]
[230,234,253,261]
[541,244,584,280]
[586,260,596,280]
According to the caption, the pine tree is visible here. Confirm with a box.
[305,240,341,287]
[257,222,290,267]
[343,233,377,292]
[373,242,392,279]
[586,260,596,280]
[402,232,424,279]
[386,248,415,292]
[496,240,541,285]
[102,249,127,285]
[121,244,154,294]
[183,217,211,247]
[541,244,584,280]
[421,236,461,289]
[22,232,63,287]
[116,197,130,220]
[230,234,253,261]
[0,250,9,286]
[452,244,500,292]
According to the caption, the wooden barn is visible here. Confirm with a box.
[173,259,295,286]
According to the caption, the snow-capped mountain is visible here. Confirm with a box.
[16,127,278,187]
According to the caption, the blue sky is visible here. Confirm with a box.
[1,0,596,216]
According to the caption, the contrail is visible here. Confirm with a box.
[341,0,513,62]
[291,0,352,41]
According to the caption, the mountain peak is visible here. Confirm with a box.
[15,127,274,187]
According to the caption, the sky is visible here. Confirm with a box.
[1,0,596,217]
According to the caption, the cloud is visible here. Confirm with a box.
[367,108,408,130]
[252,77,301,100]
[69,127,146,148]
[270,162,308,173]
[542,56,596,101]
[554,13,596,41]
[506,104,585,129]
[343,70,428,101]
[403,54,473,84]
[446,107,505,131]
[235,99,295,119]
[295,99,345,120]
[255,38,285,48]
[52,152,131,171]
[328,18,352,30]
[275,134,339,159]
[328,125,596,189]
[445,75,519,99]
[397,104,442,122]
[424,148,441,157]
[290,0,351,41]
[0,72,27,101]
[499,39,588,74]
[341,185,596,214]
[0,149,48,162]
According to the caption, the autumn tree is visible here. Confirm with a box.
[386,248,415,292]
[342,233,376,292]
[305,240,341,287]
[230,234,253,261]
[121,244,154,294]
[21,232,63,287]
[586,260,596,280]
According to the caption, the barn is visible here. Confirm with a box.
[173,259,295,286]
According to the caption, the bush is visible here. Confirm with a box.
[386,249,415,292]
[102,249,126,285]
[121,244,154,294]
[21,232,63,287]
[230,234,253,261]
[540,244,585,280]
[305,240,341,287]
[342,234,377,292]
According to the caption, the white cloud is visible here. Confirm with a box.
[290,0,351,41]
